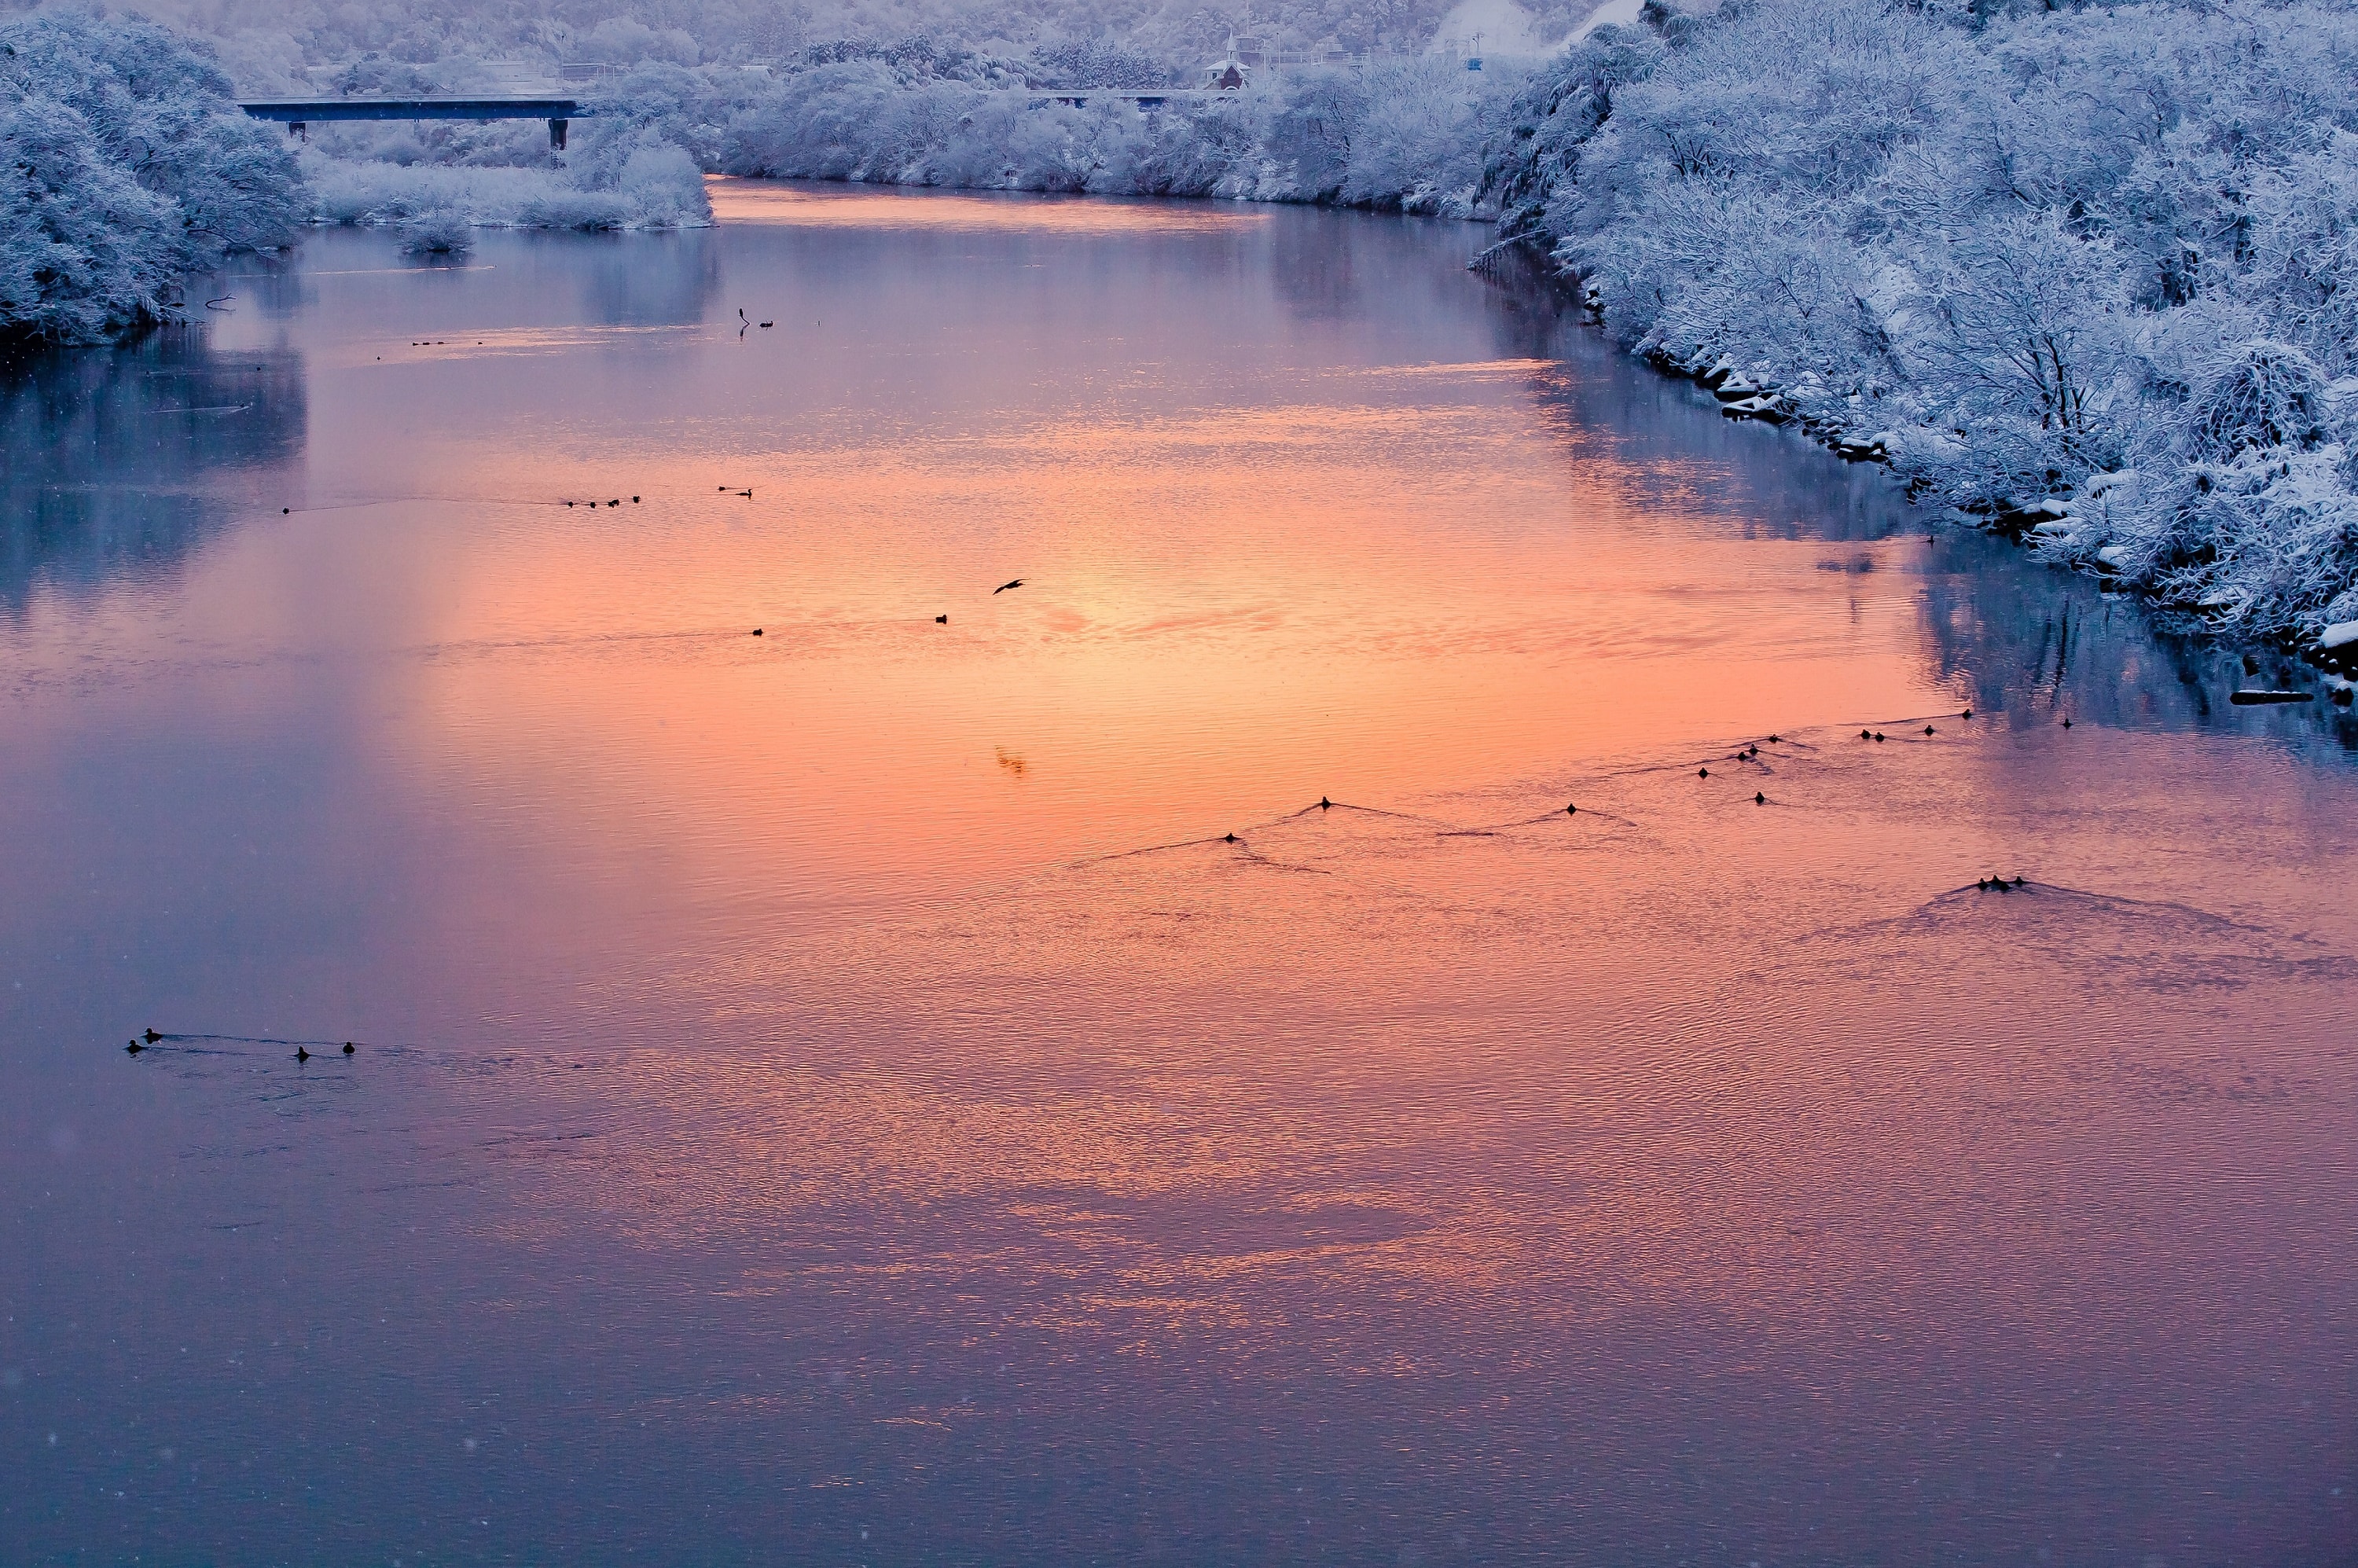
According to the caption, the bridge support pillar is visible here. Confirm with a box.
[549,117,568,150]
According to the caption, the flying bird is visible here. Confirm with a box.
[994,579,1024,593]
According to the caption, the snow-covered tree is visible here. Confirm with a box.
[1,8,304,344]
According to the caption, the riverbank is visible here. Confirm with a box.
[1482,0,2358,659]
[1627,327,2358,696]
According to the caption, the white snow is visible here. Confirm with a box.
[2319,621,2358,650]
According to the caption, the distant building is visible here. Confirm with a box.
[1202,35,1373,86]
[1201,35,1250,89]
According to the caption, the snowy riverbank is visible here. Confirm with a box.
[717,53,1526,216]
[1483,0,2358,646]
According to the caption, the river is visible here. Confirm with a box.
[3,182,2354,1563]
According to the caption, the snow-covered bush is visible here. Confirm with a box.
[399,214,472,256]
[1485,0,2358,638]
[1,8,303,344]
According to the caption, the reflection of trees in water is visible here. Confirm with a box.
[575,228,722,327]
[229,252,314,322]
[1915,542,2357,751]
[0,331,305,617]
[1502,300,1917,545]
[1483,284,2358,752]
[1270,207,1508,331]
[1269,208,1364,321]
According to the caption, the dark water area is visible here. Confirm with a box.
[2,184,2354,1564]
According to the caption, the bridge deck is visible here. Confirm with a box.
[240,98,588,147]
[238,98,586,123]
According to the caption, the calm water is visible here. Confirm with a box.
[3,183,2356,1564]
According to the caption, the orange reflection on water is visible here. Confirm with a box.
[335,351,1951,950]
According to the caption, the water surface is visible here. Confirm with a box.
[3,182,2355,1564]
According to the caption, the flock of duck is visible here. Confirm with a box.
[120,571,2087,1065]
[125,1030,355,1060]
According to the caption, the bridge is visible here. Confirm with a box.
[237,87,1237,152]
[239,98,590,149]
